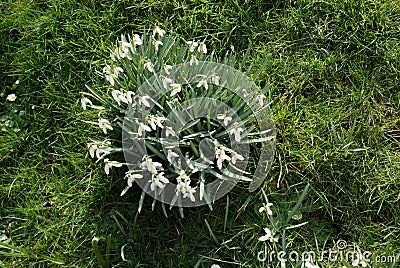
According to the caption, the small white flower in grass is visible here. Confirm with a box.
[352,249,368,267]
[15,80,20,85]
[104,158,123,175]
[153,26,165,37]
[231,151,244,165]
[259,202,273,215]
[167,149,179,163]
[81,97,92,110]
[229,123,244,142]
[211,265,221,268]
[126,91,135,103]
[187,40,198,52]
[256,94,266,106]
[258,227,278,243]
[6,94,17,102]
[215,146,231,170]
[147,115,165,130]
[176,171,196,202]
[138,95,151,107]
[103,65,124,86]
[153,39,163,51]
[133,34,142,46]
[137,121,152,137]
[190,55,199,66]
[111,90,128,105]
[211,75,220,85]
[165,126,176,137]
[95,147,112,161]
[88,144,98,158]
[141,156,163,174]
[198,42,207,54]
[120,41,133,53]
[161,76,173,89]
[150,172,169,191]
[170,83,182,97]
[120,172,143,196]
[144,60,154,72]
[197,78,208,90]
[163,64,172,75]
[217,114,232,126]
[98,119,113,134]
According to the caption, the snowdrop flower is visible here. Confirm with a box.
[256,94,266,106]
[6,94,17,102]
[161,76,172,89]
[15,80,20,85]
[352,250,368,267]
[259,202,273,215]
[231,151,244,164]
[167,149,179,163]
[258,227,278,243]
[103,65,124,86]
[133,34,142,46]
[217,114,232,126]
[229,123,244,142]
[137,121,152,137]
[126,91,135,103]
[98,118,113,134]
[104,158,123,175]
[120,41,133,53]
[163,64,172,75]
[215,146,231,169]
[176,171,196,201]
[187,40,198,52]
[120,172,143,196]
[111,90,128,105]
[153,39,163,51]
[144,60,154,72]
[198,42,207,54]
[88,143,98,158]
[147,115,165,130]
[170,83,182,97]
[211,75,220,85]
[210,265,221,268]
[138,95,151,107]
[150,172,169,191]
[190,55,199,66]
[197,78,208,90]
[81,97,92,110]
[141,156,163,174]
[153,26,165,37]
[165,126,176,137]
[95,147,112,161]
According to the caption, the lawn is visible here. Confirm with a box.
[1,0,399,267]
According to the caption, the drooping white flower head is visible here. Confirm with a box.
[150,172,169,191]
[163,64,172,75]
[165,126,176,137]
[229,123,244,142]
[120,172,144,196]
[211,75,220,85]
[259,202,273,216]
[256,94,266,106]
[153,39,163,51]
[81,97,92,110]
[153,26,165,37]
[187,40,198,52]
[98,118,113,134]
[141,156,163,174]
[138,95,151,107]
[133,34,142,46]
[111,90,128,105]
[197,78,208,90]
[231,151,244,165]
[161,76,173,89]
[170,83,182,97]
[144,60,154,72]
[136,121,152,137]
[217,114,232,127]
[167,149,179,163]
[104,158,123,175]
[190,55,199,66]
[215,146,231,169]
[198,42,207,54]
[147,115,165,130]
[258,227,278,243]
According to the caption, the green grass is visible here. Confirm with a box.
[1,0,399,267]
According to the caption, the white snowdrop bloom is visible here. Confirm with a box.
[176,171,196,201]
[88,143,98,158]
[211,75,220,85]
[258,227,278,243]
[141,156,163,174]
[256,94,266,106]
[167,149,179,163]
[103,65,124,86]
[126,91,135,103]
[133,34,142,46]
[190,55,199,66]
[229,123,244,142]
[161,76,173,89]
[138,95,151,107]
[187,40,198,52]
[197,78,208,90]
[163,64,172,75]
[6,94,17,102]
[259,202,273,216]
[150,172,169,191]
[144,60,154,72]
[153,39,163,51]
[215,146,231,169]
[127,172,143,187]
[231,151,244,164]
[121,41,133,53]
[170,83,182,97]
[111,90,128,105]
[98,118,113,134]
[198,42,207,54]
[95,147,112,161]
[104,158,123,175]
[81,97,92,110]
[136,121,152,137]
[15,80,20,85]
[165,126,176,137]
[216,114,232,126]
[153,26,165,37]
[147,115,165,130]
